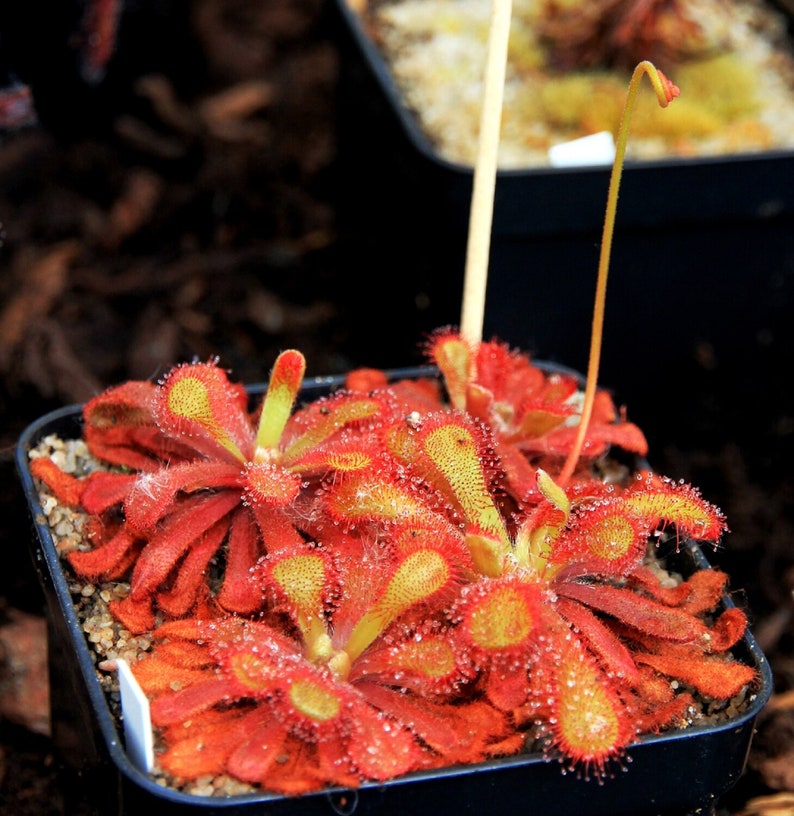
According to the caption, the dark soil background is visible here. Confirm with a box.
[0,1,793,814]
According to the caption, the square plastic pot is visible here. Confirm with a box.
[16,368,773,816]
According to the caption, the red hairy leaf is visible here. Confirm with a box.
[634,652,757,700]
[216,509,266,614]
[130,491,240,598]
[556,581,708,643]
[30,457,87,507]
[67,528,140,581]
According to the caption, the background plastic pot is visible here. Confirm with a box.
[325,0,794,427]
[16,369,773,816]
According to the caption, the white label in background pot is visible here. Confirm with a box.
[548,131,616,167]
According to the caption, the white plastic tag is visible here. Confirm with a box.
[117,658,155,773]
[548,131,616,167]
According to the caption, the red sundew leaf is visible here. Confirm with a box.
[129,491,240,599]
[400,410,509,543]
[100,535,144,580]
[273,663,354,737]
[483,654,533,710]
[281,391,392,466]
[321,474,434,528]
[225,715,292,785]
[108,592,156,634]
[85,425,199,472]
[83,380,157,430]
[278,681,420,781]
[132,655,213,696]
[29,457,87,507]
[555,582,709,643]
[305,740,366,793]
[156,518,229,618]
[153,616,299,658]
[216,509,266,615]
[144,639,214,670]
[593,421,649,457]
[349,626,474,696]
[553,598,641,686]
[427,328,474,411]
[255,539,335,644]
[627,565,728,615]
[218,632,304,693]
[124,461,244,533]
[355,681,461,755]
[158,707,256,780]
[82,380,161,470]
[80,471,139,515]
[83,380,200,471]
[243,461,302,507]
[249,735,353,795]
[359,682,517,767]
[548,637,636,773]
[345,367,389,391]
[386,377,445,412]
[535,370,580,405]
[343,545,459,661]
[324,545,389,645]
[254,349,306,453]
[462,382,494,426]
[145,616,219,643]
[624,605,748,659]
[150,677,249,726]
[390,515,473,571]
[633,691,697,735]
[66,527,140,581]
[508,407,571,443]
[345,699,425,781]
[452,577,545,660]
[708,607,749,652]
[344,366,443,404]
[632,664,678,706]
[494,439,541,504]
[634,652,757,700]
[538,423,625,460]
[192,584,221,622]
[551,500,650,575]
[154,362,254,464]
[531,389,648,459]
[248,504,305,553]
[623,473,727,543]
[479,342,578,419]
[285,435,385,481]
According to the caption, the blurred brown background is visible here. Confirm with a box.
[1,1,793,813]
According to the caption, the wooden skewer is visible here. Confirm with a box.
[459,0,512,346]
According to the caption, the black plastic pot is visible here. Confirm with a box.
[16,369,773,816]
[325,0,794,408]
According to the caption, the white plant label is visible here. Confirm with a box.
[117,658,155,773]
